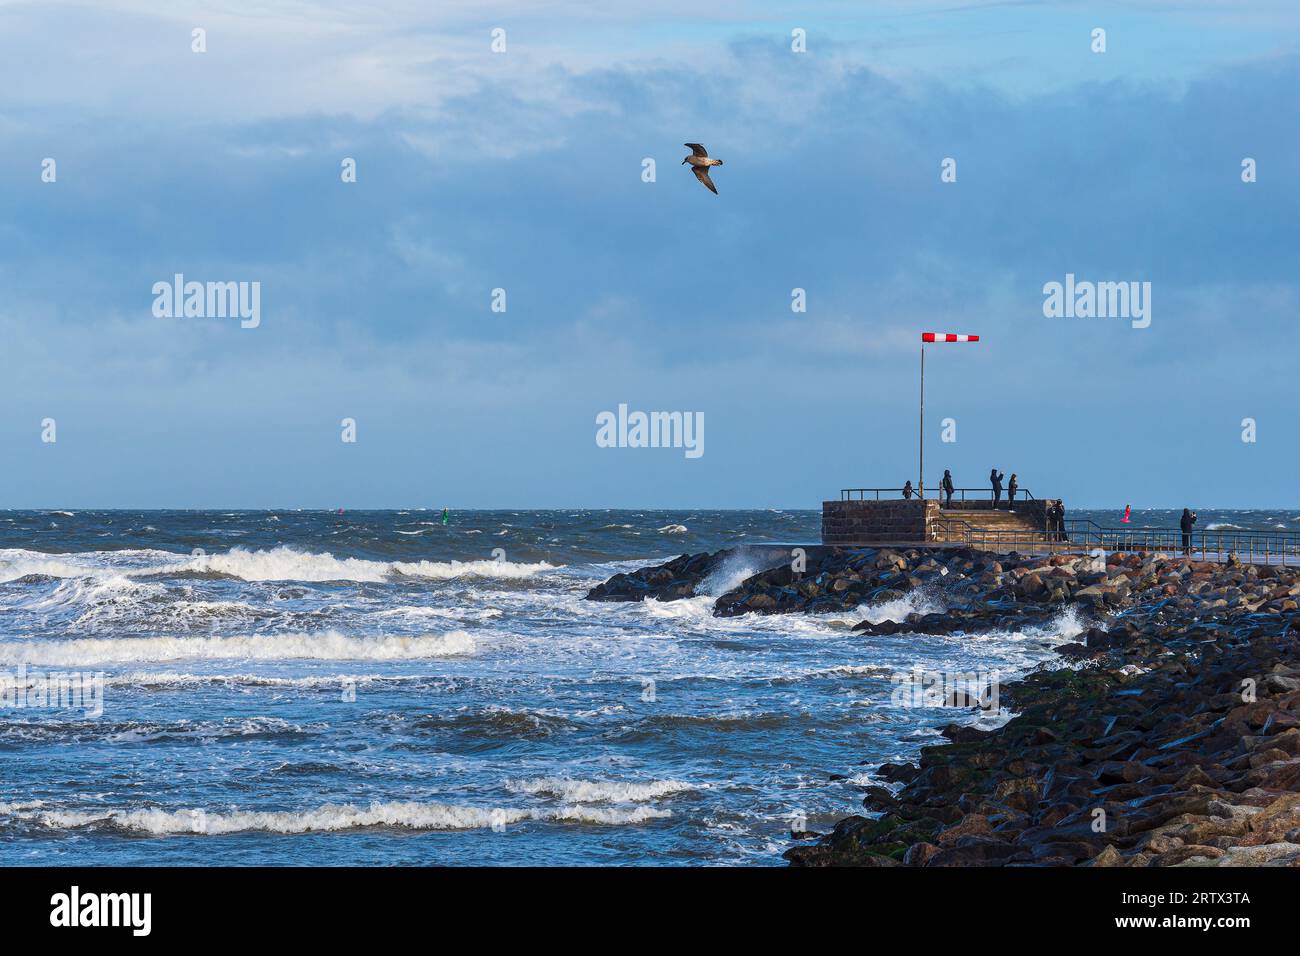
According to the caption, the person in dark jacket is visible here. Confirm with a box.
[1180,508,1197,556]
[1006,474,1018,508]
[1043,501,1065,541]
[941,470,954,507]
[990,468,1003,506]
[902,480,913,500]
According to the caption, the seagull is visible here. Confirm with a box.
[682,143,723,194]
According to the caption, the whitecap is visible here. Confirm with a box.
[0,630,477,665]
[0,800,670,834]
[508,777,696,803]
[392,558,554,581]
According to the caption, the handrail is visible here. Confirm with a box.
[841,486,1040,503]
[944,520,1300,567]
[931,516,976,544]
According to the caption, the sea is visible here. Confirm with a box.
[1,507,1294,866]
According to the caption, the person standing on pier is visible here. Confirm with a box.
[990,468,1003,506]
[902,480,914,499]
[941,470,954,507]
[1049,501,1067,541]
[1181,508,1198,556]
[1006,474,1018,509]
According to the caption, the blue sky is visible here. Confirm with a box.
[1,0,1298,509]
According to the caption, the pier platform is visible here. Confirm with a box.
[818,488,1300,566]
[823,491,1060,548]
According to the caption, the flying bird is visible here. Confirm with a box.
[682,143,723,194]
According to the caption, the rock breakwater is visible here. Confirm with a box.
[589,545,1300,866]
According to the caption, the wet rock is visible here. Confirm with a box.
[585,550,738,602]
[1089,846,1124,867]
[903,841,942,866]
[877,763,919,784]
[941,724,993,743]
[588,547,1300,868]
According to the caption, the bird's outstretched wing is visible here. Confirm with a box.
[692,165,718,194]
[684,143,709,157]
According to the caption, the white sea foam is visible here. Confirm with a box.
[391,558,554,580]
[508,777,696,803]
[0,630,476,665]
[0,800,670,834]
[376,605,502,621]
[1206,522,1244,531]
[772,663,894,683]
[7,574,162,612]
[857,589,945,624]
[0,551,129,583]
[169,547,389,582]
[842,771,879,787]
[657,524,688,534]
[698,551,765,598]
[0,545,557,584]
[1051,605,1087,641]
[640,595,716,622]
[102,716,320,744]
[100,672,429,688]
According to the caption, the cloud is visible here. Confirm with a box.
[1,4,1297,505]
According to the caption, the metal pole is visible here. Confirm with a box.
[918,343,925,498]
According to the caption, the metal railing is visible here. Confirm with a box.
[841,486,1037,504]
[931,516,977,543]
[1066,523,1300,567]
[930,517,1300,567]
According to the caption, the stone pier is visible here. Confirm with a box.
[823,497,1062,547]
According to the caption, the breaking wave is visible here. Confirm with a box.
[507,777,697,803]
[0,630,476,665]
[857,589,946,623]
[0,800,671,834]
[172,547,555,583]
[99,672,431,689]
[0,546,556,584]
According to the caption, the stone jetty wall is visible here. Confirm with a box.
[823,499,937,545]
[823,498,1059,546]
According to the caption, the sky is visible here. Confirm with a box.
[1,0,1298,509]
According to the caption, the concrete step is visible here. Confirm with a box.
[939,510,1042,532]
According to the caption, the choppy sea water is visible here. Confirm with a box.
[1,507,1294,866]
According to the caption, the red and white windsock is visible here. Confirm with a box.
[921,332,979,342]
